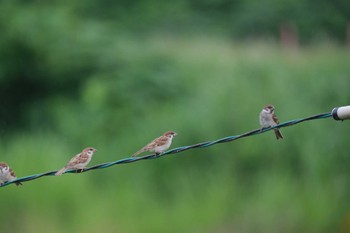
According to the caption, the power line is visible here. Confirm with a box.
[0,107,347,188]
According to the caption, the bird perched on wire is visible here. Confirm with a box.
[259,104,284,140]
[55,147,97,176]
[132,131,177,157]
[0,162,22,186]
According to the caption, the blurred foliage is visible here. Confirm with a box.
[0,1,350,233]
[0,0,349,128]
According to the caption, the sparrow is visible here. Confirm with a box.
[132,131,177,157]
[55,147,97,176]
[259,104,284,140]
[0,162,22,186]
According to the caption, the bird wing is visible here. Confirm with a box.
[67,152,90,168]
[272,114,280,124]
[149,135,168,148]
[9,168,17,178]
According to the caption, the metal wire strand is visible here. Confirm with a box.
[0,111,332,188]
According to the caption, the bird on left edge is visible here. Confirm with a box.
[55,147,97,176]
[0,162,23,186]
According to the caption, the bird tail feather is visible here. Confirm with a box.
[132,148,146,157]
[15,181,23,186]
[274,128,284,140]
[55,167,67,176]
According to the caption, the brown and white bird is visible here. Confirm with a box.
[259,104,284,140]
[0,162,22,186]
[132,131,177,157]
[55,147,97,176]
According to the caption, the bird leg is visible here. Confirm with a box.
[154,152,162,158]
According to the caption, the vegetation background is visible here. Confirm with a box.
[1,0,350,232]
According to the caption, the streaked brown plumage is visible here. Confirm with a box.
[0,162,22,186]
[55,147,97,176]
[259,104,283,140]
[132,131,177,157]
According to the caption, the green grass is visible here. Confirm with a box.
[1,37,350,233]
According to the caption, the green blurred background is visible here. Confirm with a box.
[1,0,350,232]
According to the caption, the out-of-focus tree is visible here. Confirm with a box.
[0,0,349,131]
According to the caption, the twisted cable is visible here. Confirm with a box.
[0,111,333,187]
